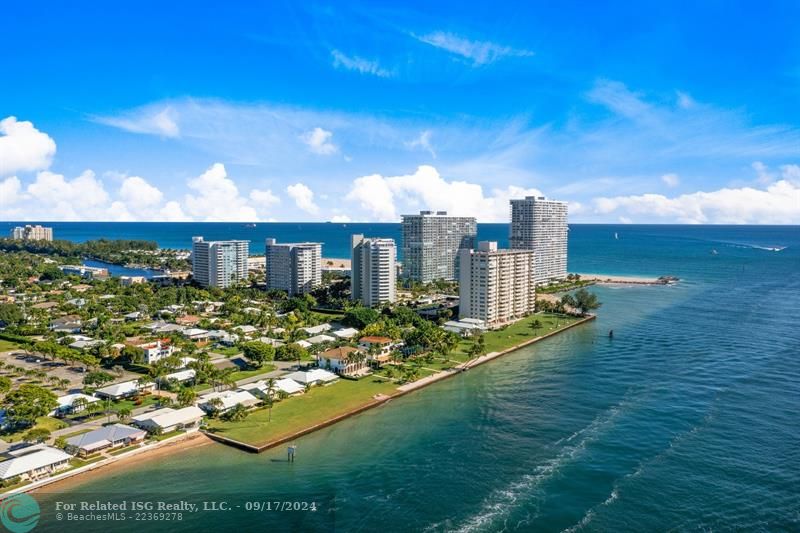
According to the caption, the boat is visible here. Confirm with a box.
[614,232,619,240]
[711,249,719,255]
[244,223,256,228]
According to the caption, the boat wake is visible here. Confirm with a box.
[443,394,640,533]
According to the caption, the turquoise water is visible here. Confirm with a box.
[23,224,800,531]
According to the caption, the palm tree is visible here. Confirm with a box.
[177,387,197,407]
[116,407,132,423]
[530,319,543,336]
[265,378,276,421]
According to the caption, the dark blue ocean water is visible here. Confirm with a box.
[23,224,800,532]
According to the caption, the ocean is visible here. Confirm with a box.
[13,223,800,532]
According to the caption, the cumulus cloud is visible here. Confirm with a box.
[330,215,351,223]
[0,176,22,206]
[119,176,164,209]
[0,117,57,176]
[345,165,542,222]
[661,173,680,187]
[593,173,800,224]
[331,50,391,77]
[414,32,534,65]
[94,106,180,138]
[300,127,338,155]
[184,163,258,221]
[286,183,320,215]
[249,188,280,206]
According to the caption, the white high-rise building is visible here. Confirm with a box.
[11,225,53,241]
[351,234,396,307]
[191,236,249,288]
[459,241,536,327]
[264,239,322,296]
[509,196,568,284]
[401,211,477,283]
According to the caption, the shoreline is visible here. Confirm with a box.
[205,314,596,453]
[574,273,665,284]
[8,314,596,494]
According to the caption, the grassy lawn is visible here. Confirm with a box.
[0,339,22,352]
[228,364,277,381]
[214,346,241,357]
[0,479,31,493]
[0,416,69,443]
[67,456,104,469]
[61,428,92,439]
[451,313,581,357]
[108,444,141,455]
[108,395,160,412]
[207,377,397,446]
[151,429,184,441]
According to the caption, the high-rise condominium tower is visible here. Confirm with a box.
[401,211,477,283]
[459,241,536,327]
[351,234,397,307]
[264,238,322,296]
[11,225,53,241]
[509,196,568,284]
[191,236,249,288]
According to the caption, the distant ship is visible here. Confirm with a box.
[614,232,619,240]
[711,249,719,255]
[244,223,256,228]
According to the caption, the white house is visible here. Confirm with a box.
[306,334,336,345]
[332,327,359,339]
[65,424,147,456]
[302,323,332,335]
[50,393,100,416]
[95,380,154,400]
[181,328,212,341]
[197,390,260,413]
[285,368,339,386]
[132,406,205,433]
[358,336,402,364]
[161,369,196,384]
[233,325,259,336]
[137,339,174,364]
[0,445,72,481]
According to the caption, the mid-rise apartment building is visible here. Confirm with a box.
[509,196,568,284]
[191,236,249,288]
[401,211,477,283]
[10,224,53,241]
[264,238,322,296]
[459,241,536,327]
[351,234,396,307]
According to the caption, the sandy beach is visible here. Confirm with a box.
[28,432,215,495]
[576,273,662,283]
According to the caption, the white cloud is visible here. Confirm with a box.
[0,117,57,176]
[0,176,22,206]
[118,176,164,209]
[661,173,680,187]
[94,106,179,138]
[331,50,391,77]
[249,188,280,206]
[301,127,338,155]
[183,163,258,221]
[345,165,543,222]
[286,183,320,215]
[405,130,436,158]
[330,215,351,223]
[593,179,800,224]
[414,32,534,65]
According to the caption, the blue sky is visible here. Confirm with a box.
[1,1,799,223]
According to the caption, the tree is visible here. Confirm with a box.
[116,407,132,422]
[54,436,68,449]
[572,289,601,316]
[177,387,197,407]
[344,306,381,329]
[276,343,309,362]
[0,303,24,327]
[530,319,543,336]
[207,397,224,418]
[223,403,249,422]
[265,378,276,422]
[83,371,114,387]
[23,427,51,443]
[0,376,11,396]
[5,384,58,427]
[241,341,275,368]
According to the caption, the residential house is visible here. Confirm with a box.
[95,379,154,400]
[197,390,260,413]
[332,327,359,340]
[358,336,402,364]
[316,346,367,376]
[306,334,336,345]
[132,406,205,434]
[49,314,82,333]
[137,339,174,364]
[176,315,202,326]
[65,424,147,456]
[0,445,72,481]
[285,368,339,386]
[302,323,332,335]
[160,369,196,384]
[50,393,100,416]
